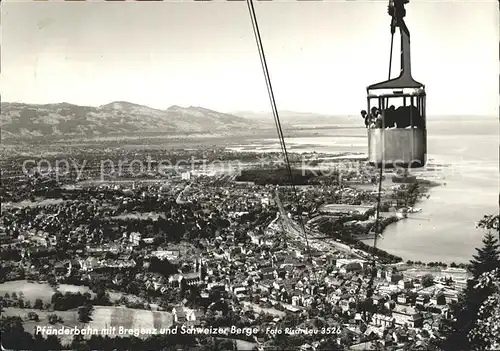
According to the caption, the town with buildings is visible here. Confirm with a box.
[0,147,471,350]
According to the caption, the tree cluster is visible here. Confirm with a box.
[236,168,336,186]
[51,289,110,311]
[440,219,500,351]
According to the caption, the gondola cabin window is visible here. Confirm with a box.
[363,95,425,130]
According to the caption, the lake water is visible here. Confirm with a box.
[243,116,499,263]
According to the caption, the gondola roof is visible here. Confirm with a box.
[367,74,424,90]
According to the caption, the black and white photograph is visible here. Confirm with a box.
[0,0,499,350]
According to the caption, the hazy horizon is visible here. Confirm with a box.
[1,1,498,116]
[1,99,497,120]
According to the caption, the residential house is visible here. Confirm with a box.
[302,295,315,307]
[442,289,459,304]
[260,267,275,280]
[233,286,247,295]
[152,249,180,260]
[392,304,423,328]
[185,308,204,325]
[228,246,246,259]
[387,271,404,284]
[172,307,186,323]
[48,235,57,246]
[377,268,388,280]
[143,237,155,245]
[393,330,410,344]
[129,232,141,246]
[384,299,396,310]
[430,292,446,306]
[453,279,468,291]
[113,274,124,286]
[53,262,67,276]
[248,232,264,245]
[415,295,428,306]
[79,257,98,272]
[336,259,351,269]
[372,313,394,328]
[339,299,351,312]
[372,295,386,306]
[284,305,300,313]
[398,279,413,290]
[182,272,202,286]
[397,293,415,305]
[207,281,225,291]
[261,197,270,207]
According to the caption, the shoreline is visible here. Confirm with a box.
[362,174,489,265]
[359,176,443,262]
[2,133,490,264]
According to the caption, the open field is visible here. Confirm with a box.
[241,301,286,318]
[107,291,144,304]
[57,284,95,297]
[1,199,66,211]
[2,307,82,345]
[0,281,144,305]
[234,338,258,350]
[88,306,173,334]
[0,281,96,304]
[219,337,258,351]
[0,281,55,303]
[2,306,173,345]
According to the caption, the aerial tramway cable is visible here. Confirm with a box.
[247,0,395,288]
[245,0,316,272]
[374,32,395,252]
[246,0,286,158]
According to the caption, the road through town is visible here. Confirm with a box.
[273,189,368,260]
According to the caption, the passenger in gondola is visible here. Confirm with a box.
[370,107,379,128]
[395,105,422,128]
[395,106,410,128]
[384,105,397,128]
[375,113,383,128]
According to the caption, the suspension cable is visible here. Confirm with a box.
[367,31,395,300]
[246,0,286,158]
[374,32,395,251]
[246,0,315,270]
[245,0,288,240]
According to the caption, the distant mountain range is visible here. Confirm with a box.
[0,101,262,140]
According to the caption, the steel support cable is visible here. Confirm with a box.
[367,31,395,300]
[246,0,286,158]
[246,0,316,274]
[245,0,288,240]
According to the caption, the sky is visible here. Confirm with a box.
[1,0,498,116]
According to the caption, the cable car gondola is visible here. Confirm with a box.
[367,0,427,169]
